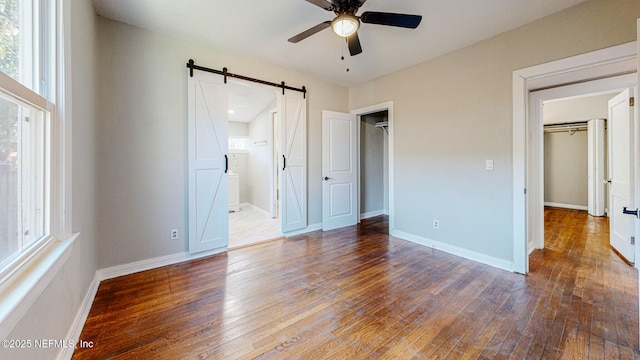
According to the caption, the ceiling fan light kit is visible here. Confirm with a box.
[288,0,422,56]
[332,13,360,37]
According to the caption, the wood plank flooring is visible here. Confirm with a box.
[72,208,639,359]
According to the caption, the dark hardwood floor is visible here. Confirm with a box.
[73,209,639,359]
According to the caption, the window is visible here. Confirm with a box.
[0,91,49,269]
[0,0,59,279]
[229,136,249,152]
[0,0,71,338]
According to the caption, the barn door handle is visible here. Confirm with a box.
[282,155,286,171]
[225,155,228,173]
[623,207,639,218]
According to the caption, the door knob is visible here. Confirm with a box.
[323,176,332,181]
[603,179,612,184]
[623,207,639,218]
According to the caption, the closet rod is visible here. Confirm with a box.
[186,59,306,98]
[543,120,588,127]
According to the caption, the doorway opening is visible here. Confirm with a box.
[511,42,638,274]
[528,75,637,267]
[227,81,283,249]
[353,101,395,232]
[541,91,623,259]
[359,110,389,222]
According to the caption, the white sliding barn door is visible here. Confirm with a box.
[321,111,358,231]
[188,72,229,254]
[280,91,307,233]
[608,88,635,263]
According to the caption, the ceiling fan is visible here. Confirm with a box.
[288,0,422,56]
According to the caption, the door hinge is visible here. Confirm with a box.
[524,188,527,195]
[630,97,635,107]
[24,116,30,123]
[631,236,636,245]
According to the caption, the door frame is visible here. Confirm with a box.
[529,76,637,250]
[270,108,279,219]
[512,41,638,274]
[352,101,394,230]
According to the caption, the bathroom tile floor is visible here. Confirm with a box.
[229,203,282,249]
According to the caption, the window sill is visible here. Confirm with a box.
[0,233,78,339]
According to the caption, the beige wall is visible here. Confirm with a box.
[96,17,348,269]
[0,0,100,359]
[543,93,617,208]
[544,131,589,207]
[544,93,617,124]
[349,0,640,264]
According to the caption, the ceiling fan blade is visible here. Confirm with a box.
[347,32,362,56]
[304,0,336,11]
[288,21,332,43]
[360,11,422,29]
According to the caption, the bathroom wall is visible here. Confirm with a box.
[248,102,276,212]
[229,121,249,204]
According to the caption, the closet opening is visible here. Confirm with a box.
[359,110,389,223]
[542,92,616,216]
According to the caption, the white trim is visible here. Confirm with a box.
[58,273,100,360]
[512,41,637,274]
[0,233,77,340]
[96,247,227,281]
[360,210,388,219]
[529,74,636,252]
[391,230,514,272]
[351,101,395,231]
[544,202,589,211]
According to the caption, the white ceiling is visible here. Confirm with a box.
[228,81,277,123]
[93,0,588,87]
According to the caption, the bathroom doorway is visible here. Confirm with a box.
[227,81,282,248]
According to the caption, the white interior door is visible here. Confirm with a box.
[322,110,358,231]
[608,88,635,263]
[588,119,606,216]
[280,91,307,233]
[188,72,229,254]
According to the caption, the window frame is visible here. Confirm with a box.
[0,71,55,282]
[0,0,74,339]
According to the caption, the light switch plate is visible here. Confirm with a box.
[486,160,494,171]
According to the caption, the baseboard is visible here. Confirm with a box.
[390,229,514,272]
[96,247,227,281]
[360,210,389,219]
[58,274,100,360]
[544,202,588,211]
[283,223,322,237]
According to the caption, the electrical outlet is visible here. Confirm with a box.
[433,220,439,229]
[171,229,179,240]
